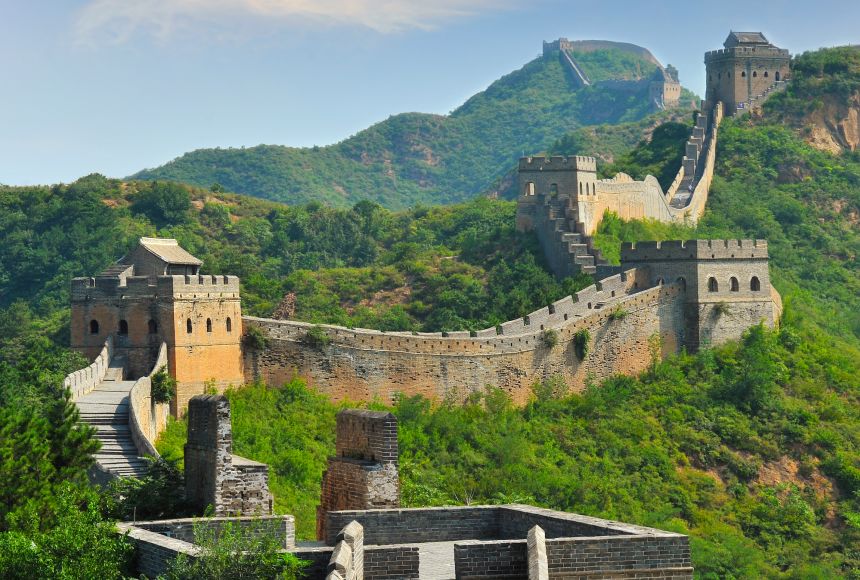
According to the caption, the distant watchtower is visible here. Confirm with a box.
[704,32,790,115]
[71,238,244,415]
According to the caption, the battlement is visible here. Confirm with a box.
[71,274,241,300]
[705,46,790,60]
[621,239,768,262]
[519,155,597,173]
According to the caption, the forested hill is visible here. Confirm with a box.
[130,43,696,209]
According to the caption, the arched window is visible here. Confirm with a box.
[752,71,757,78]
[730,277,739,292]
[186,318,193,334]
[656,277,664,286]
[206,318,212,333]
[775,71,780,81]
[708,277,718,292]
[148,319,158,334]
[118,320,128,335]
[741,71,746,77]
[525,182,535,196]
[750,276,761,291]
[226,317,232,332]
[89,320,99,335]
[764,71,769,78]
[550,183,558,195]
[579,183,583,195]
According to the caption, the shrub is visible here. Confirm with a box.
[242,326,270,350]
[162,520,306,579]
[150,368,175,404]
[540,329,559,349]
[713,302,731,317]
[573,329,590,360]
[608,306,628,320]
[302,325,331,349]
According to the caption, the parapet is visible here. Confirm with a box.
[518,155,597,173]
[621,239,768,262]
[705,46,790,60]
[335,409,398,464]
[71,274,241,301]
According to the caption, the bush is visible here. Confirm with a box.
[302,325,331,349]
[242,326,270,350]
[540,329,559,349]
[573,329,590,360]
[162,520,306,580]
[608,306,628,320]
[150,368,175,405]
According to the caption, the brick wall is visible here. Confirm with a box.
[318,410,400,540]
[454,539,528,579]
[325,507,500,546]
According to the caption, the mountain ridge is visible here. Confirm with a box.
[131,41,696,209]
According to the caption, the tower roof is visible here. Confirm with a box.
[136,237,202,266]
[724,31,771,47]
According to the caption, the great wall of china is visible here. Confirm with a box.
[66,30,788,489]
[60,30,797,579]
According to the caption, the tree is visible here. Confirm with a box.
[131,181,191,226]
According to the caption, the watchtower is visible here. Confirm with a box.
[515,155,598,232]
[621,240,776,349]
[649,64,681,109]
[71,238,244,415]
[704,32,790,115]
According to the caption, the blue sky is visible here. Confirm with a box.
[1,0,858,186]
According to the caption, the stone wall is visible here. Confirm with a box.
[65,336,112,400]
[454,539,528,579]
[184,395,273,516]
[318,410,400,540]
[244,272,686,405]
[119,516,295,579]
[128,342,170,458]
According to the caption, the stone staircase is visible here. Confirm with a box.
[540,195,602,277]
[76,357,149,479]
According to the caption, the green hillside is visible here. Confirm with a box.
[2,45,860,579]
[131,45,693,209]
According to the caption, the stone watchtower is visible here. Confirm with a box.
[649,64,681,109]
[621,240,777,350]
[317,410,400,541]
[703,32,790,115]
[70,237,244,415]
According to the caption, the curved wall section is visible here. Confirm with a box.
[243,276,688,405]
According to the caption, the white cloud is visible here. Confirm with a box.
[74,0,509,43]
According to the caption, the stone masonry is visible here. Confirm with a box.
[317,410,400,541]
[184,394,273,516]
[71,237,244,417]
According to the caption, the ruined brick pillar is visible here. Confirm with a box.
[317,410,400,541]
[185,394,273,516]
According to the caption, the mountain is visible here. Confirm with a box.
[131,43,696,209]
[764,46,860,153]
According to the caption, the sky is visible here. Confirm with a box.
[1,0,858,186]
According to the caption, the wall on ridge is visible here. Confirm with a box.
[243,280,686,405]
